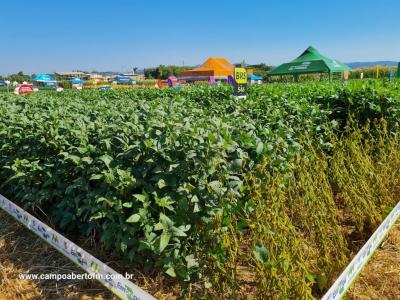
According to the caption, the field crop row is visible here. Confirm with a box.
[1,80,400,298]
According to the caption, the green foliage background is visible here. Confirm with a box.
[144,65,193,79]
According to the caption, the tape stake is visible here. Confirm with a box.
[0,194,156,300]
[322,201,400,300]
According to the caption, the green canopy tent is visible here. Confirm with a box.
[268,46,351,81]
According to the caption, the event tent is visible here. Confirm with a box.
[33,74,56,82]
[181,57,234,77]
[113,75,133,84]
[248,74,263,85]
[248,74,263,80]
[268,46,350,79]
[33,74,57,87]
[70,77,85,84]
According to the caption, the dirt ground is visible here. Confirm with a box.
[346,223,400,300]
[0,209,116,300]
[1,207,400,300]
[0,210,179,300]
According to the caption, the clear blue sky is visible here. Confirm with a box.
[0,0,399,75]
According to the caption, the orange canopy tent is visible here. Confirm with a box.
[181,57,234,77]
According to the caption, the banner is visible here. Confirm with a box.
[322,201,400,300]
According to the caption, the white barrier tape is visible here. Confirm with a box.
[322,201,400,300]
[0,194,156,300]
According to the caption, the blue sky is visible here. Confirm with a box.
[0,0,399,75]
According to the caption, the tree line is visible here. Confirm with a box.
[144,63,273,79]
[0,72,32,83]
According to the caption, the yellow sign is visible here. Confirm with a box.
[234,68,247,84]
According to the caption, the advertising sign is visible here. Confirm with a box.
[233,68,247,98]
[234,68,247,84]
[233,84,247,97]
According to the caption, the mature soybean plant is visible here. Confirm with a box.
[0,79,399,298]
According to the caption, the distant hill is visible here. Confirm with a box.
[347,61,398,68]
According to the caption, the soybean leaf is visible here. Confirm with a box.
[159,232,171,252]
[254,244,269,263]
[126,214,140,223]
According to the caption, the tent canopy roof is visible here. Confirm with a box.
[248,74,263,80]
[268,46,351,76]
[114,75,133,83]
[33,74,56,82]
[70,77,85,84]
[181,57,234,77]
